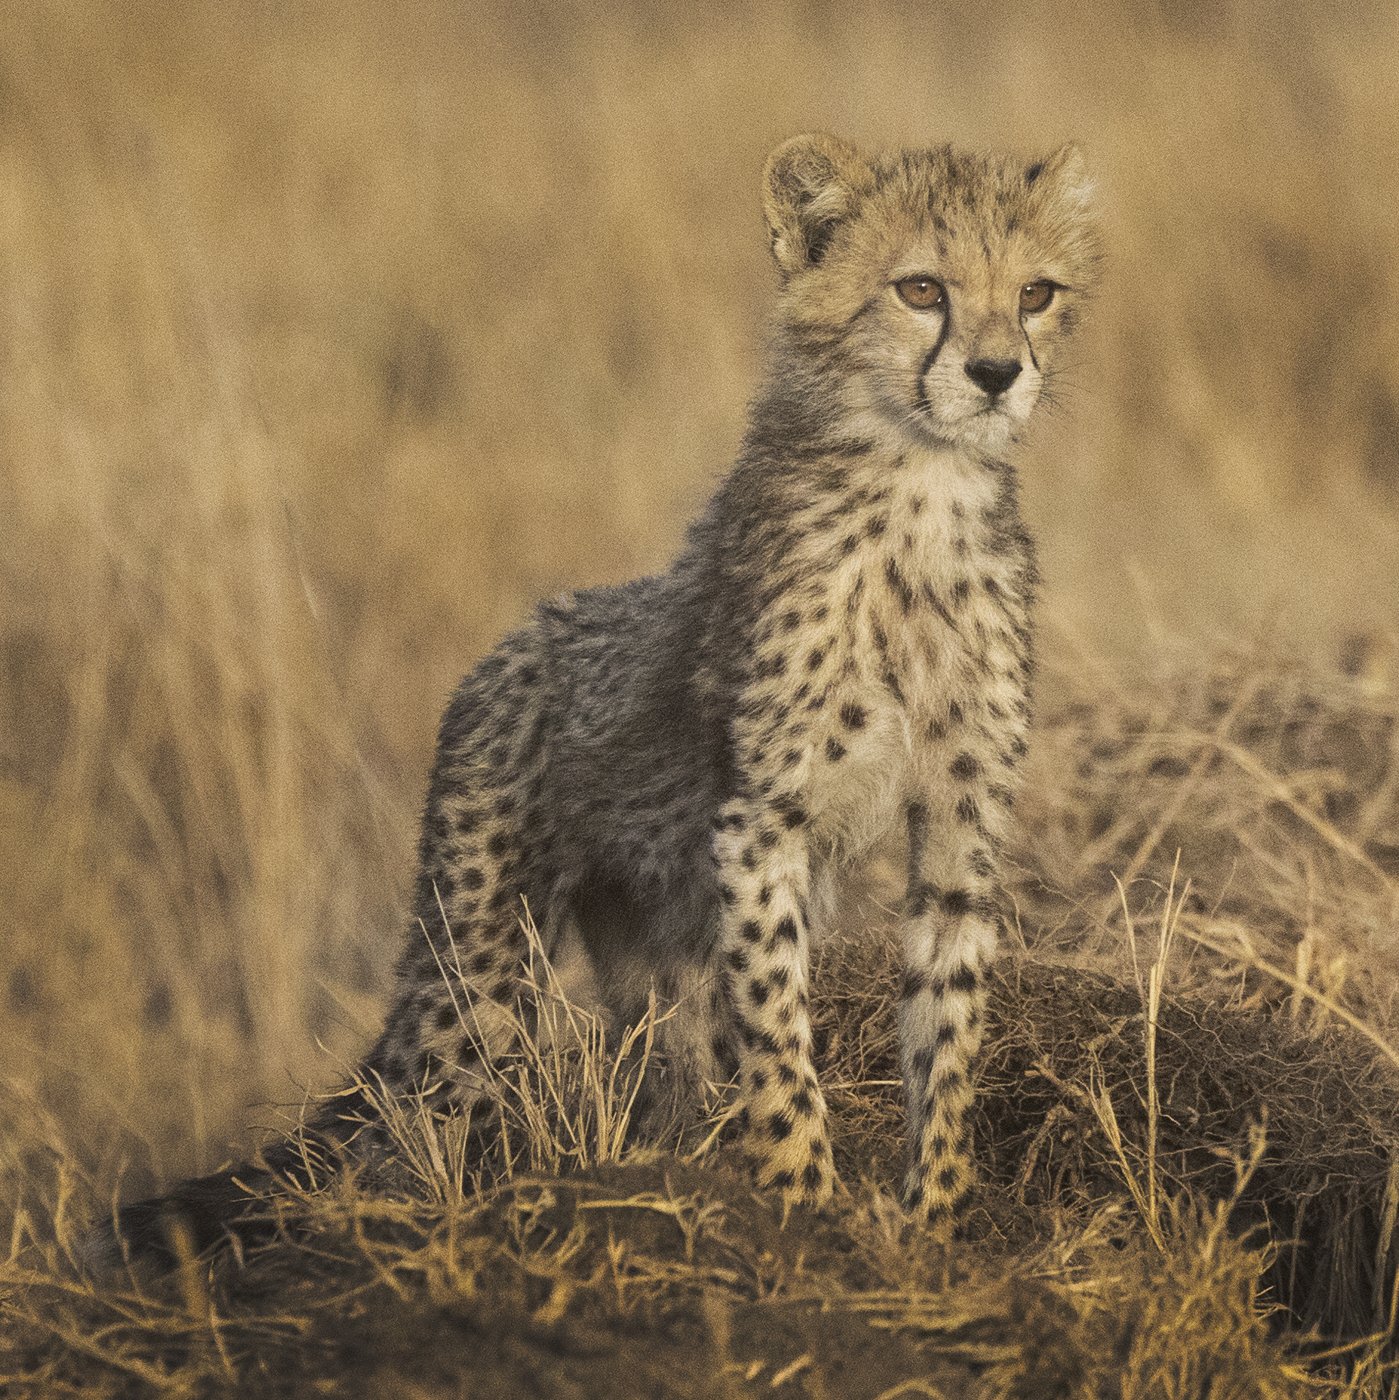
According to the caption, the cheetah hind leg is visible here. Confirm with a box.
[367,807,551,1178]
[569,881,739,1154]
[85,782,545,1270]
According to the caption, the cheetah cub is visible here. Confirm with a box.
[101,133,1100,1268]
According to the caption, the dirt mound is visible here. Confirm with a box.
[5,1157,1299,1400]
[7,945,1394,1398]
[815,932,1399,1347]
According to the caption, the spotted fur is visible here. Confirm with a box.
[96,134,1100,1267]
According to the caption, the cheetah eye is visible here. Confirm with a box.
[1019,281,1055,314]
[895,276,946,311]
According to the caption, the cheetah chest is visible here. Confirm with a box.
[797,477,1027,854]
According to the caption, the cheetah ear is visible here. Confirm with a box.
[1031,143,1103,282]
[762,133,872,278]
[1030,143,1096,215]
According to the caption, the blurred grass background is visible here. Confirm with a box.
[2,0,1397,1197]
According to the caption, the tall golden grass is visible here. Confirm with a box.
[2,4,1399,1389]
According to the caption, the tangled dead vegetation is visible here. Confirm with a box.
[817,936,1399,1348]
[1023,638,1399,1028]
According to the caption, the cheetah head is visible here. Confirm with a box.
[763,133,1102,454]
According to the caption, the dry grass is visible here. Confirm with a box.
[5,906,1394,1395]
[2,0,1399,1393]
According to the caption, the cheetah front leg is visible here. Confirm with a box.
[897,784,1003,1229]
[713,797,834,1209]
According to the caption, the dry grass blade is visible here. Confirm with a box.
[1082,673,1262,901]
[1175,731,1399,896]
[1176,922,1399,1078]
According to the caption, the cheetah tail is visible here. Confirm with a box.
[79,1158,284,1275]
[80,1085,375,1276]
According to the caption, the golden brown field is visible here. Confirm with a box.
[3,1,1398,1394]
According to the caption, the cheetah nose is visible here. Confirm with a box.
[964,358,1022,397]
